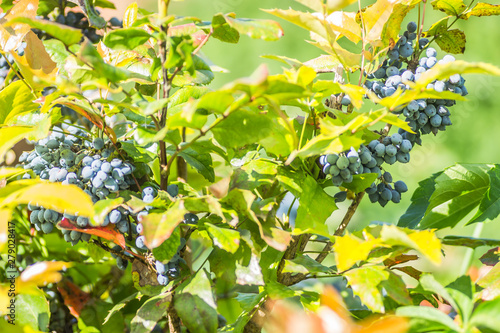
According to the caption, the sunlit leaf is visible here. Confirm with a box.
[0,0,38,52]
[431,0,467,16]
[7,16,82,46]
[0,80,37,125]
[334,233,383,271]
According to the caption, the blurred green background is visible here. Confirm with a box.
[115,0,500,282]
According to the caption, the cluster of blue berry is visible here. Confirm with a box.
[321,22,467,206]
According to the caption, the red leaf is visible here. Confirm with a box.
[480,247,500,266]
[57,280,91,318]
[58,217,126,249]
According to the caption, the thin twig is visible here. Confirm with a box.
[315,192,365,264]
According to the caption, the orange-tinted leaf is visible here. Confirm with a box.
[383,254,419,268]
[358,315,408,333]
[320,286,351,322]
[0,0,38,52]
[58,217,126,249]
[57,101,104,129]
[58,280,91,317]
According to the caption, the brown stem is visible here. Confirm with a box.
[167,300,181,332]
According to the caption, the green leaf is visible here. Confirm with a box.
[175,271,218,333]
[381,271,412,305]
[295,176,337,236]
[230,158,278,191]
[178,147,215,183]
[446,276,474,323]
[282,254,334,274]
[211,108,275,149]
[212,14,239,43]
[222,16,284,41]
[342,173,378,193]
[420,274,459,311]
[344,266,389,313]
[103,28,153,50]
[141,201,188,249]
[80,299,125,333]
[172,55,214,86]
[436,29,466,54]
[396,306,462,331]
[0,81,37,125]
[462,3,500,19]
[206,223,240,254]
[425,17,449,37]
[78,40,149,83]
[399,172,441,228]
[468,298,500,332]
[418,164,492,229]
[442,235,500,248]
[8,17,83,46]
[16,293,50,331]
[468,166,500,225]
[431,0,467,16]
[130,293,171,333]
[120,141,155,163]
[152,227,181,263]
[103,292,140,325]
[209,248,237,292]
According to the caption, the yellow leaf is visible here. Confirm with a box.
[123,2,138,28]
[0,126,34,163]
[407,230,442,265]
[0,0,38,52]
[325,11,362,44]
[363,0,399,46]
[334,233,383,271]
[326,0,358,13]
[380,225,442,265]
[340,84,366,109]
[18,262,72,289]
[4,182,94,217]
[11,30,57,88]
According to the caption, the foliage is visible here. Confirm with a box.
[0,0,500,332]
